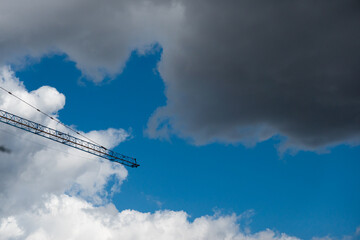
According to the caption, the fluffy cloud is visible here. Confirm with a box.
[0,194,300,240]
[0,66,128,214]
[1,1,360,152]
[311,226,360,240]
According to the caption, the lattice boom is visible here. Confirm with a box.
[0,109,139,168]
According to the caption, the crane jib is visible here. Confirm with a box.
[0,109,139,168]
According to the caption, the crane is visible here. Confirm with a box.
[0,86,139,168]
[0,109,139,168]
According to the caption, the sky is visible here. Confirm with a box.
[0,0,359,240]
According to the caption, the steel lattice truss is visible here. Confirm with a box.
[0,109,139,168]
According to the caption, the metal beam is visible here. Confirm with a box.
[0,109,139,168]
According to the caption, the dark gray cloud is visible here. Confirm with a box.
[0,0,359,151]
[147,0,360,151]
[0,0,183,81]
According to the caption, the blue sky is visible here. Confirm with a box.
[15,51,360,240]
[0,1,359,239]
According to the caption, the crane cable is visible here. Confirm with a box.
[0,85,108,150]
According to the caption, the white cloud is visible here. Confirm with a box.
[0,217,23,239]
[311,226,360,240]
[0,194,300,240]
[312,237,333,240]
[0,66,128,214]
